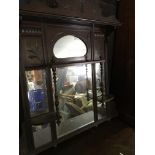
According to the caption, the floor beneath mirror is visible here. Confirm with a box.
[38,118,135,155]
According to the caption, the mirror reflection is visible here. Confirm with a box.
[25,70,49,117]
[32,123,52,148]
[53,35,87,58]
[95,63,106,120]
[51,64,94,137]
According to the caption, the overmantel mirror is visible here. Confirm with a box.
[20,16,118,155]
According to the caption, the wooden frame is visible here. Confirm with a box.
[20,11,118,155]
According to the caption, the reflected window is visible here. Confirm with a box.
[53,35,87,58]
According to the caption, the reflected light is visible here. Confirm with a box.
[67,65,91,78]
[53,35,87,58]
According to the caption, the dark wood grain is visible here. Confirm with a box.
[111,0,135,126]
[19,0,118,24]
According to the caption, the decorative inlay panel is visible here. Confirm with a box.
[22,36,44,67]
[21,27,42,34]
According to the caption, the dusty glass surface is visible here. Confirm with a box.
[53,35,87,58]
[51,64,94,137]
[25,70,49,117]
[32,123,52,148]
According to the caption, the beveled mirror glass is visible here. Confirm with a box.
[53,35,87,58]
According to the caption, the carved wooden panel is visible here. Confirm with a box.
[21,27,42,34]
[94,32,105,60]
[21,36,44,67]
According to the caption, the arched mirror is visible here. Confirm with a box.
[53,35,87,58]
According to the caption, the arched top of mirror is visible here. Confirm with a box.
[53,35,87,58]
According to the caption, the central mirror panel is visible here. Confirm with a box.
[51,64,94,137]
